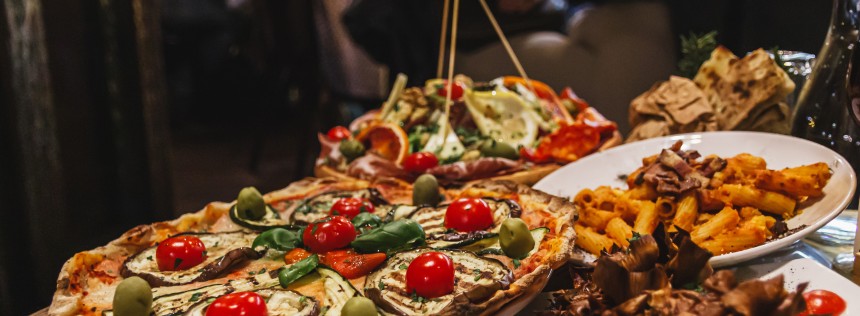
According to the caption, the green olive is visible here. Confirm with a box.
[340,139,366,161]
[112,276,152,316]
[342,296,378,316]
[479,140,519,160]
[237,187,266,220]
[413,174,441,206]
[499,218,535,259]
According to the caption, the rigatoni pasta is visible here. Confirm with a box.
[571,143,830,256]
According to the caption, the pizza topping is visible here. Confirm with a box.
[204,292,268,316]
[147,272,280,315]
[402,152,439,173]
[499,218,535,259]
[121,232,263,287]
[156,235,207,271]
[329,197,375,220]
[229,201,296,231]
[350,219,426,254]
[186,289,319,316]
[292,189,389,224]
[112,276,152,316]
[327,126,352,141]
[252,227,302,252]
[410,198,521,236]
[320,249,386,279]
[412,174,442,206]
[426,157,523,182]
[339,139,367,162]
[351,212,383,234]
[406,252,455,298]
[342,297,379,316]
[364,248,513,315]
[279,255,320,288]
[318,266,362,315]
[284,248,313,264]
[444,198,495,232]
[236,187,267,221]
[303,216,357,253]
[375,204,424,223]
[478,140,519,160]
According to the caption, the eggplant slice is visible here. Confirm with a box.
[230,204,304,231]
[121,231,263,287]
[374,204,424,223]
[364,248,513,316]
[291,189,390,224]
[411,198,521,247]
[317,267,362,316]
[185,288,319,316]
[144,271,289,315]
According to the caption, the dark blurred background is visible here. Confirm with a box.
[0,0,831,313]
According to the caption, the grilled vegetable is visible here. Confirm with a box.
[121,232,263,287]
[317,267,362,316]
[409,198,522,236]
[350,219,425,255]
[365,248,513,315]
[375,204,423,223]
[112,276,152,316]
[320,249,386,279]
[229,203,300,231]
[143,272,280,315]
[280,255,320,288]
[185,288,319,316]
[292,189,390,224]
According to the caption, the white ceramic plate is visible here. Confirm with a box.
[759,258,860,315]
[533,131,857,267]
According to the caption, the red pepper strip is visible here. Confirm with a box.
[284,248,312,265]
[560,87,591,113]
[319,249,387,279]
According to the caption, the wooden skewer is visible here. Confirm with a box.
[477,0,535,93]
[436,0,451,79]
[441,0,460,148]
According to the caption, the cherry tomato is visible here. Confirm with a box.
[406,252,455,298]
[302,216,357,253]
[320,249,387,279]
[205,292,267,316]
[327,126,352,141]
[800,290,846,316]
[438,81,465,100]
[402,152,439,173]
[444,198,494,232]
[156,235,207,271]
[330,197,374,219]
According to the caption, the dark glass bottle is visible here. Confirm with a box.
[792,0,860,208]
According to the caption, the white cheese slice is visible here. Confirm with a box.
[463,88,540,149]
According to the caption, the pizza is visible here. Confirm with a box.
[316,74,621,186]
[47,177,576,315]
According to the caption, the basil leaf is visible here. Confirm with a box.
[352,212,382,234]
[350,219,425,254]
[253,228,302,252]
[279,254,319,287]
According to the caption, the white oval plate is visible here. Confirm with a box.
[533,131,857,267]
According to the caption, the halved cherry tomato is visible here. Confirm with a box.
[438,81,466,100]
[303,216,357,253]
[320,249,387,279]
[205,292,267,316]
[406,252,455,298]
[402,152,439,173]
[444,198,494,232]
[800,289,846,316]
[283,248,312,265]
[327,126,352,141]
[330,197,374,219]
[156,235,207,271]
